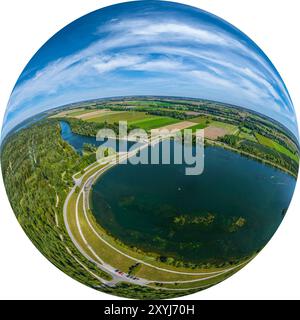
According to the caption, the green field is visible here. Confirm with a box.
[68,109,96,117]
[189,117,238,134]
[255,133,299,162]
[86,111,152,124]
[210,121,238,134]
[130,117,180,130]
[238,131,257,142]
[190,116,210,125]
[188,123,208,132]
[85,111,181,131]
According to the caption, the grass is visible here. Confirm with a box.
[187,123,208,133]
[77,194,135,271]
[67,184,135,271]
[238,131,257,142]
[255,133,299,162]
[66,192,116,283]
[190,118,238,135]
[134,106,188,113]
[130,117,180,131]
[150,268,240,290]
[67,193,95,259]
[190,116,210,126]
[68,109,96,117]
[241,126,252,134]
[74,172,83,179]
[210,121,238,134]
[135,264,213,282]
[51,108,87,118]
[85,110,183,131]
[86,111,151,124]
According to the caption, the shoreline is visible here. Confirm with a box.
[205,139,298,179]
[62,119,297,273]
[86,157,259,273]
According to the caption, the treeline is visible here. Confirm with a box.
[106,106,195,120]
[60,118,120,136]
[101,282,199,299]
[146,109,192,120]
[243,118,297,153]
[218,134,298,176]
[239,140,298,175]
[60,118,106,136]
[218,134,240,147]
[156,252,254,271]
[1,120,112,287]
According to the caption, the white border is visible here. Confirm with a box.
[0,0,299,300]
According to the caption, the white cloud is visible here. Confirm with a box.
[93,55,145,73]
[2,13,297,138]
[132,58,186,72]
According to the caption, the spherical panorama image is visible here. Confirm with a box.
[1,0,299,299]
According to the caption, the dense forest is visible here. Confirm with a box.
[59,118,110,136]
[1,121,113,285]
[138,108,193,120]
[61,117,128,137]
[1,119,191,299]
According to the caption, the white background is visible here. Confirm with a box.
[0,0,299,300]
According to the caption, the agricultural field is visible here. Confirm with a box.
[67,109,97,117]
[75,109,111,120]
[205,126,228,140]
[190,116,210,126]
[238,130,257,142]
[54,98,299,177]
[210,121,238,135]
[130,117,180,131]
[189,123,207,130]
[86,111,151,124]
[255,133,299,163]
[65,109,183,132]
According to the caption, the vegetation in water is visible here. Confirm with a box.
[228,217,247,233]
[173,213,215,226]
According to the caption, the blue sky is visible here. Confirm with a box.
[2,0,298,138]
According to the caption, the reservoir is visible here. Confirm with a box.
[91,145,296,264]
[60,121,297,264]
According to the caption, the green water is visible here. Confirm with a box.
[91,143,296,264]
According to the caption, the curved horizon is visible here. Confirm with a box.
[1,0,298,139]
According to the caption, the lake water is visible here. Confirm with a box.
[91,146,296,264]
[60,121,136,153]
[60,121,297,264]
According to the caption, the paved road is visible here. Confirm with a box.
[63,136,248,289]
[64,176,149,287]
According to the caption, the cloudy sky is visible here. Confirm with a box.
[2,0,298,138]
